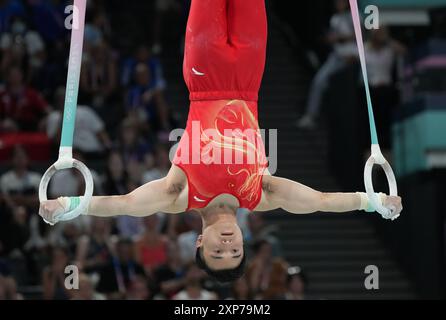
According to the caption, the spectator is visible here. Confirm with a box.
[27,0,67,43]
[226,277,252,300]
[47,222,82,259]
[121,45,166,90]
[102,151,144,239]
[134,215,169,275]
[0,15,46,80]
[75,217,113,273]
[153,241,186,299]
[0,147,39,282]
[0,275,23,300]
[142,150,156,174]
[0,205,29,257]
[46,217,91,257]
[362,27,406,151]
[46,87,112,159]
[115,117,152,165]
[0,0,25,35]
[26,0,69,95]
[297,0,357,129]
[259,258,289,299]
[0,26,26,78]
[23,207,46,252]
[0,207,30,291]
[84,9,111,48]
[0,145,41,215]
[96,238,146,299]
[246,240,274,296]
[126,275,151,300]
[70,273,106,300]
[0,66,48,132]
[126,63,171,132]
[126,158,145,189]
[285,266,308,300]
[177,212,202,265]
[102,151,127,196]
[172,263,217,300]
[80,40,117,109]
[142,144,171,183]
[42,246,72,300]
[246,213,282,257]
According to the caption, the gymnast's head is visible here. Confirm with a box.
[195,205,246,283]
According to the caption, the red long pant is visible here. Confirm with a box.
[183,0,268,102]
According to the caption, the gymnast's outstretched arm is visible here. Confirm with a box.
[84,178,181,217]
[257,175,402,216]
[39,165,187,223]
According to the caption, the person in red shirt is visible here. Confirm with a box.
[40,0,402,283]
[0,66,48,132]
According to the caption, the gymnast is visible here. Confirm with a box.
[39,0,402,282]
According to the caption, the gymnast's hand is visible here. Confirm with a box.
[38,198,70,225]
[382,195,403,220]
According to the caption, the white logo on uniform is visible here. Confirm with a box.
[192,67,205,76]
[194,196,207,202]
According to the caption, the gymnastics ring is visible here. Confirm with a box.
[39,154,93,225]
[39,0,91,226]
[364,144,399,220]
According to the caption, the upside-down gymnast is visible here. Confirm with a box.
[39,0,402,282]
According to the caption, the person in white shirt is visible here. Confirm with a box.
[365,27,405,88]
[0,16,45,71]
[363,27,406,150]
[0,145,41,214]
[46,87,112,158]
[297,0,358,129]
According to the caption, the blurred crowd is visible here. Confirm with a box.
[0,0,307,300]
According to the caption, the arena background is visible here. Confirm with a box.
[0,0,445,300]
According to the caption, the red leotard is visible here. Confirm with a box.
[173,0,268,211]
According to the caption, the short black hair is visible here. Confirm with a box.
[195,247,246,283]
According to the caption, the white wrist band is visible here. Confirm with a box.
[357,192,386,212]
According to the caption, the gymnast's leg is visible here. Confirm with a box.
[183,0,229,95]
[185,0,228,45]
[227,0,268,100]
[228,0,267,47]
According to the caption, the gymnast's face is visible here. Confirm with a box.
[197,221,244,270]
